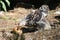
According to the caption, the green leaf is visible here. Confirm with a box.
[0,1,7,11]
[5,0,10,6]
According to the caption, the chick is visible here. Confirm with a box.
[13,24,22,35]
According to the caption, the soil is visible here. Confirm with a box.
[0,7,60,40]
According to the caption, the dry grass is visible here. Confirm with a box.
[0,7,60,40]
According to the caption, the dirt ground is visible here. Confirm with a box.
[0,7,60,40]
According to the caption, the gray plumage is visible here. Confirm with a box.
[19,5,51,30]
